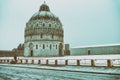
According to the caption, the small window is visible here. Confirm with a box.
[41,34,43,38]
[36,45,38,49]
[31,24,33,27]
[49,24,51,27]
[88,50,91,55]
[50,44,52,50]
[43,44,45,49]
[52,34,54,39]
[56,45,57,49]
[43,23,45,26]
[37,24,38,26]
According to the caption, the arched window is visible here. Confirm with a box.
[37,24,38,26]
[50,44,52,50]
[31,24,33,27]
[41,34,43,38]
[56,45,57,49]
[88,50,91,55]
[43,23,45,27]
[52,34,54,39]
[49,24,51,27]
[43,44,45,49]
[36,45,38,49]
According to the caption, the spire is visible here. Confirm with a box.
[44,0,46,4]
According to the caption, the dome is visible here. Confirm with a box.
[39,3,50,11]
[24,2,64,57]
[29,3,59,21]
[25,2,64,42]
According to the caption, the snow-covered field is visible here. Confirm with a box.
[0,64,120,80]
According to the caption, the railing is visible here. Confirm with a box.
[0,58,120,67]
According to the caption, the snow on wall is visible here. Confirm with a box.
[0,55,120,67]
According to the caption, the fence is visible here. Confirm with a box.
[0,58,120,67]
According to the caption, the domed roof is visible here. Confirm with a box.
[25,2,64,43]
[39,2,50,11]
[29,2,59,21]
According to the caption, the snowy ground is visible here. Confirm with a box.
[0,64,120,80]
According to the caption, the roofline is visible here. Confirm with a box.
[0,50,13,52]
[72,44,120,48]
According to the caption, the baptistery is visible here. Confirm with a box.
[24,2,64,57]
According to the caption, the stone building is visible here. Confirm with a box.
[70,44,120,55]
[24,2,64,57]
[0,44,24,57]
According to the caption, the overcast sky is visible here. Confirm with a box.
[0,0,120,50]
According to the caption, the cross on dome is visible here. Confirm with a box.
[44,0,46,4]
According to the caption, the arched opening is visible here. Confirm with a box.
[56,45,57,49]
[30,50,33,57]
[43,23,45,27]
[50,44,52,50]
[52,34,54,39]
[59,43,63,56]
[43,44,45,49]
[37,24,38,26]
[41,34,43,38]
[49,24,51,27]
[36,45,38,49]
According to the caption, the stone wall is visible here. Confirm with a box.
[24,41,63,57]
[70,45,120,55]
[0,50,23,57]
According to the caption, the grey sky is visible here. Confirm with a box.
[0,0,120,50]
